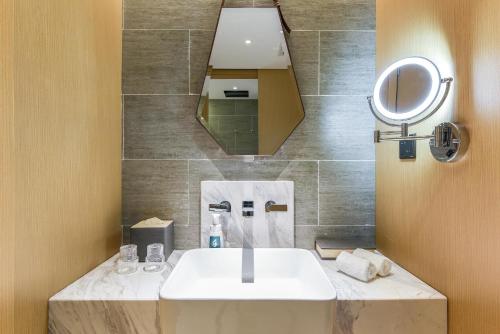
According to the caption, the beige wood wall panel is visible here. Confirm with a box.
[0,0,15,332]
[0,0,123,333]
[376,1,500,333]
[258,68,304,154]
[210,68,258,79]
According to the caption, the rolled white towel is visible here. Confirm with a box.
[336,251,377,282]
[352,248,392,277]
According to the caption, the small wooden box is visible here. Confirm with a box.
[130,218,174,262]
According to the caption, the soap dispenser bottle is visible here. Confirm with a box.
[209,213,224,248]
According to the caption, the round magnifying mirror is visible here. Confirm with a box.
[370,57,450,126]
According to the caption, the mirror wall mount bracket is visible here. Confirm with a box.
[372,121,469,163]
[429,122,469,163]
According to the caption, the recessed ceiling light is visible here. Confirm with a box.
[233,86,238,90]
[245,40,252,45]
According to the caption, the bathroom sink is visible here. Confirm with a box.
[159,248,336,301]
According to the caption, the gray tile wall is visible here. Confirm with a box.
[207,99,259,155]
[122,0,376,249]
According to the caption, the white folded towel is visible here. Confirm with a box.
[336,251,377,282]
[353,248,392,277]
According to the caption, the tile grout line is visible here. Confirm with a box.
[121,94,125,160]
[302,94,368,97]
[188,30,191,95]
[172,224,375,228]
[122,158,376,162]
[294,29,376,32]
[317,31,321,96]
[123,28,215,32]
[122,93,199,96]
[187,159,190,225]
[123,94,369,97]
[122,28,375,32]
[121,1,124,30]
[121,0,124,163]
[298,224,375,228]
[317,160,320,226]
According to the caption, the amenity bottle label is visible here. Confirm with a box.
[209,236,221,248]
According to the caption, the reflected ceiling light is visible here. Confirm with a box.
[232,86,238,90]
[244,40,252,45]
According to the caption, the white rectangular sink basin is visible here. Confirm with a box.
[160,248,336,301]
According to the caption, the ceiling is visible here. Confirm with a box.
[209,8,291,69]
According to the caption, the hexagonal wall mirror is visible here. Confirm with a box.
[196,6,304,155]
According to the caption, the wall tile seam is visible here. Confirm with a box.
[317,160,320,226]
[121,29,375,32]
[293,29,375,32]
[301,94,369,97]
[121,94,125,160]
[121,1,124,30]
[121,159,376,162]
[122,94,370,97]
[188,30,191,95]
[317,30,321,96]
[187,159,190,225]
[122,94,200,96]
[121,224,375,228]
[122,28,205,31]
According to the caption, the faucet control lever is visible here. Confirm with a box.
[209,201,231,213]
[265,201,288,212]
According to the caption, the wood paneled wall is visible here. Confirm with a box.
[376,1,500,333]
[258,68,304,155]
[1,0,15,332]
[0,1,122,333]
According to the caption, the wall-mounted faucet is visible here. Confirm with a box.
[241,201,254,283]
[208,201,231,213]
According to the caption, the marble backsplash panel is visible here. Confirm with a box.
[200,181,294,248]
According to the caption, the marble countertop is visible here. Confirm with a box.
[313,252,444,300]
[50,250,445,302]
[50,252,183,301]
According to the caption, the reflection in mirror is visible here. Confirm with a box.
[371,57,444,125]
[196,7,304,155]
[379,64,433,114]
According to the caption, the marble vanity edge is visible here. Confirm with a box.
[312,251,446,301]
[50,252,183,302]
[49,249,446,302]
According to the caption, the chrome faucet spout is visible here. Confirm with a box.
[241,201,254,283]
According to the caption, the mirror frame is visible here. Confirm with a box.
[368,57,451,126]
[195,3,305,156]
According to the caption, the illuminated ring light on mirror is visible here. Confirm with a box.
[373,57,442,123]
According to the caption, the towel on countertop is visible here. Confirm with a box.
[336,251,377,282]
[353,248,392,277]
